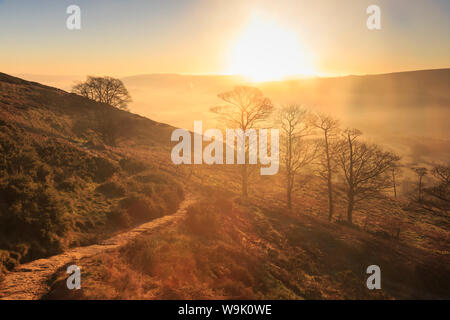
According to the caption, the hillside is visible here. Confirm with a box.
[0,73,448,300]
[44,183,450,300]
[0,73,184,274]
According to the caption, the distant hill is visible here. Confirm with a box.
[14,69,450,164]
[121,69,450,165]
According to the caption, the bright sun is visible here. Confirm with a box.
[229,15,315,82]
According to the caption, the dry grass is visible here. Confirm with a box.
[0,74,185,272]
[1,73,448,299]
[46,179,449,299]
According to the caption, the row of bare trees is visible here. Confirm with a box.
[212,86,401,224]
[337,129,399,222]
[389,163,449,206]
[412,164,450,208]
[277,105,399,223]
[72,79,445,220]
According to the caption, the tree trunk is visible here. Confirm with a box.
[346,133,354,223]
[327,178,333,221]
[287,185,292,210]
[347,191,354,223]
[418,176,423,202]
[324,131,333,221]
[286,133,293,210]
[286,173,293,210]
[392,169,397,199]
[242,164,248,200]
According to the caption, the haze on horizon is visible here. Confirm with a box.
[0,0,449,79]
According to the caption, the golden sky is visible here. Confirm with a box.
[0,0,449,79]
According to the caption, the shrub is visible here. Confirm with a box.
[56,177,77,192]
[135,173,166,184]
[96,181,126,198]
[184,201,220,238]
[122,237,157,275]
[88,157,118,183]
[0,117,187,271]
[213,196,233,214]
[108,210,131,229]
[0,250,19,271]
[140,184,154,197]
[36,163,52,183]
[119,194,161,223]
[160,187,184,213]
[0,181,68,261]
[119,158,147,175]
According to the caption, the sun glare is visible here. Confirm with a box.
[229,15,315,82]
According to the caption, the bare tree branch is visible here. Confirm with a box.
[72,76,132,110]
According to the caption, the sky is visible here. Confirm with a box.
[0,0,449,78]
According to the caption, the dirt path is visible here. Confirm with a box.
[0,194,195,300]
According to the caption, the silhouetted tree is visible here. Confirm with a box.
[427,164,449,204]
[432,164,450,186]
[72,76,132,110]
[412,167,428,202]
[338,129,400,223]
[72,76,132,145]
[391,164,403,199]
[211,86,274,200]
[277,105,318,210]
[312,113,340,221]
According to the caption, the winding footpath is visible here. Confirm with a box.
[0,194,195,300]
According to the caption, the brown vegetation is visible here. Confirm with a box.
[0,73,184,273]
[0,72,448,300]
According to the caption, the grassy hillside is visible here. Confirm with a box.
[1,73,448,299]
[45,182,449,300]
[44,159,449,300]
[0,73,184,274]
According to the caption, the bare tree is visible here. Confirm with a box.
[338,129,400,223]
[391,164,403,199]
[211,86,274,200]
[412,167,428,202]
[277,105,318,210]
[311,113,340,221]
[72,76,132,110]
[428,163,450,204]
[432,164,450,186]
